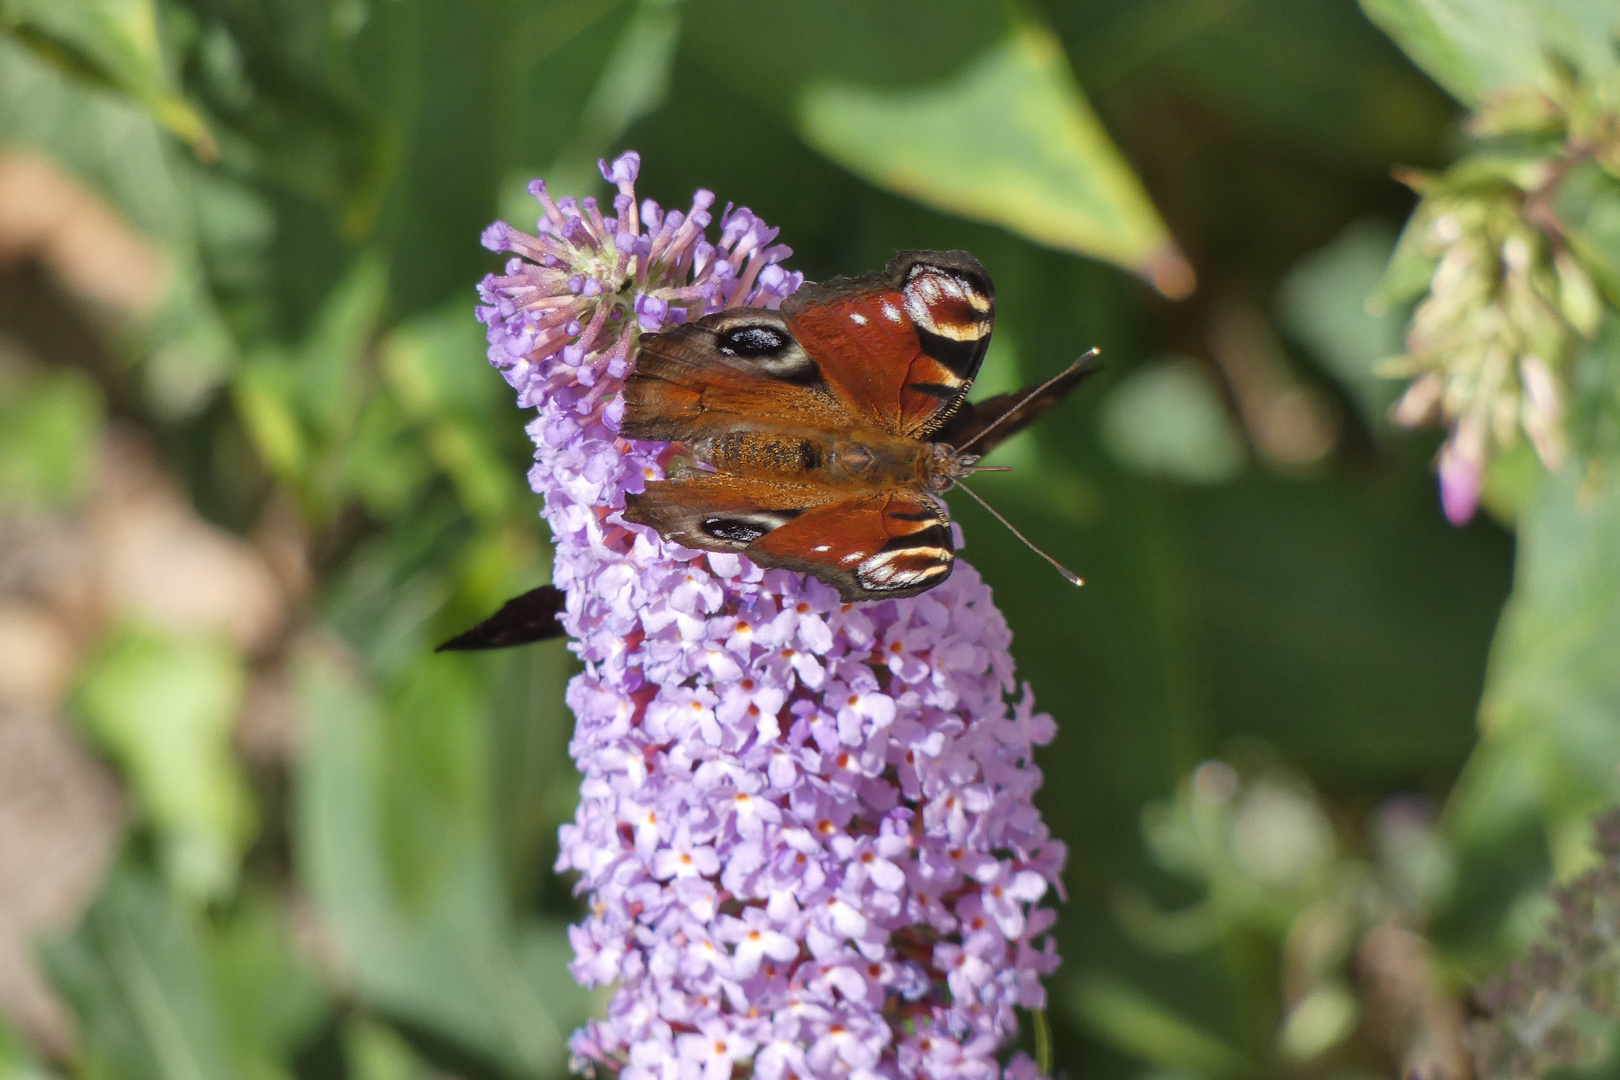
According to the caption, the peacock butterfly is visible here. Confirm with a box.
[440,249,1094,650]
[620,249,1095,603]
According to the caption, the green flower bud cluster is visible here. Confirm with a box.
[1377,67,1620,523]
[1122,760,1464,1075]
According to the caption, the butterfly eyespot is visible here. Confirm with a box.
[701,517,770,544]
[717,325,788,357]
[709,320,821,383]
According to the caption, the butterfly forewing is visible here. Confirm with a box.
[621,310,850,443]
[782,250,994,441]
[436,584,566,651]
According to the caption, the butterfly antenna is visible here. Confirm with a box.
[956,346,1102,455]
[953,481,1084,587]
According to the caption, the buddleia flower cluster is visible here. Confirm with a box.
[1471,809,1620,1080]
[1377,67,1620,524]
[478,152,1067,1080]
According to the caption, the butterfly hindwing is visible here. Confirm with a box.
[623,473,953,602]
[749,490,955,602]
[782,250,994,440]
[622,472,841,555]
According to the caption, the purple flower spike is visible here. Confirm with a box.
[478,151,1066,1080]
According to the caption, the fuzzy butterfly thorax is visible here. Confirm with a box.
[618,249,1089,603]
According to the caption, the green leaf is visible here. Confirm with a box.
[1358,0,1620,106]
[206,894,329,1080]
[232,256,396,519]
[232,352,307,488]
[142,266,240,420]
[1449,450,1620,871]
[295,254,388,440]
[337,393,435,520]
[381,306,523,524]
[1557,160,1620,309]
[0,0,215,156]
[0,39,240,416]
[41,865,235,1080]
[0,1013,55,1080]
[0,365,103,512]
[343,1020,433,1080]
[378,660,485,907]
[1072,974,1247,1077]
[797,23,1191,295]
[381,305,505,421]
[74,627,253,901]
[293,644,590,1078]
[485,639,576,913]
[1070,0,1456,166]
[542,0,680,198]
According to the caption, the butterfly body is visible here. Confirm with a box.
[687,418,980,492]
[619,249,1087,603]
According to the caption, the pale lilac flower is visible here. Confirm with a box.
[479,151,1065,1080]
[1437,417,1486,526]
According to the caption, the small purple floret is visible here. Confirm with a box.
[478,151,1066,1080]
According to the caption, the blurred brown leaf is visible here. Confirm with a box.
[0,706,125,1059]
[1359,919,1471,1080]
[0,151,167,319]
[89,427,287,655]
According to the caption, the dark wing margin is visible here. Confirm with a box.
[437,584,566,651]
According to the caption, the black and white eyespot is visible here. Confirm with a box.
[699,510,798,548]
[717,325,789,357]
[708,314,820,383]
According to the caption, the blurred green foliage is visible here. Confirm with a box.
[2,1,1620,1079]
